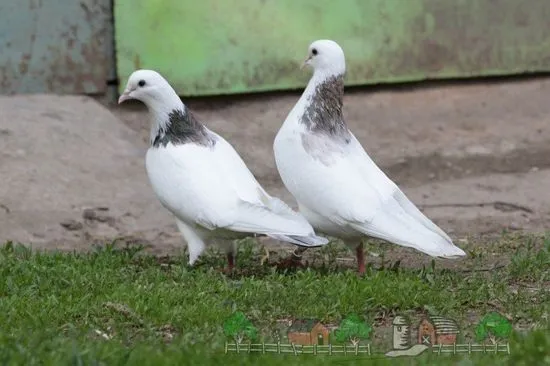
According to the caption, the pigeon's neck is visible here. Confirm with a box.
[146,92,185,142]
[296,71,348,137]
[148,102,216,148]
[305,71,345,107]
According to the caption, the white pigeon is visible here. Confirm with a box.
[118,69,329,271]
[273,40,466,274]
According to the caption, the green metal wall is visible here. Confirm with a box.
[115,0,550,96]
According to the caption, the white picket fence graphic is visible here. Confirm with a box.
[431,342,510,355]
[224,341,511,356]
[225,342,371,356]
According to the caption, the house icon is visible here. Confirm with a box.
[418,316,460,346]
[287,319,330,346]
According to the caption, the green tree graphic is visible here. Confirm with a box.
[475,312,512,344]
[223,311,258,344]
[333,314,372,346]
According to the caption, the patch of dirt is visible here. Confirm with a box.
[2,77,550,270]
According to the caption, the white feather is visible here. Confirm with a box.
[146,129,328,262]
[119,69,328,265]
[273,41,465,259]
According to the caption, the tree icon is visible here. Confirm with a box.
[223,311,258,344]
[475,312,512,344]
[333,314,372,346]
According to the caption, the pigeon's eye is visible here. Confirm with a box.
[138,79,146,87]
[312,48,318,56]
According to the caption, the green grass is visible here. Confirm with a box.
[0,233,549,365]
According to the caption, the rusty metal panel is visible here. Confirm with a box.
[115,0,550,97]
[0,0,113,95]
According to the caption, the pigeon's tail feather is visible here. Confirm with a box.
[392,189,453,243]
[228,201,316,238]
[350,197,466,258]
[351,218,465,258]
[263,196,329,247]
[267,233,329,248]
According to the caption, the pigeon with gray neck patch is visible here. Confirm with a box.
[273,40,466,274]
[118,69,329,271]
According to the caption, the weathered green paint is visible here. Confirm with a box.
[115,0,550,96]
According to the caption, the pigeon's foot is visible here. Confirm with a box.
[276,247,308,270]
[260,246,270,266]
[356,242,366,276]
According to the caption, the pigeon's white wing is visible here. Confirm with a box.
[276,133,384,226]
[347,134,455,240]
[147,140,315,239]
[278,130,464,257]
[343,134,464,257]
[188,133,318,239]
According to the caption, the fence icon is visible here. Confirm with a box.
[431,343,510,355]
[225,342,372,356]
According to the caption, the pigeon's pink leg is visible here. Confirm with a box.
[356,242,366,275]
[226,252,235,272]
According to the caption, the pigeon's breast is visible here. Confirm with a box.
[144,144,209,223]
[299,132,349,166]
[274,125,343,208]
[274,124,376,232]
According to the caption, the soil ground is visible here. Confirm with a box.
[2,76,550,268]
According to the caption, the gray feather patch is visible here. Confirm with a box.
[152,109,216,148]
[300,74,351,143]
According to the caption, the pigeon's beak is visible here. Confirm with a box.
[301,56,312,70]
[118,88,134,104]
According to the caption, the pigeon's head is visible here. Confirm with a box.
[302,40,346,76]
[118,69,180,111]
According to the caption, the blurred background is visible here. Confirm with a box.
[1,0,549,259]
